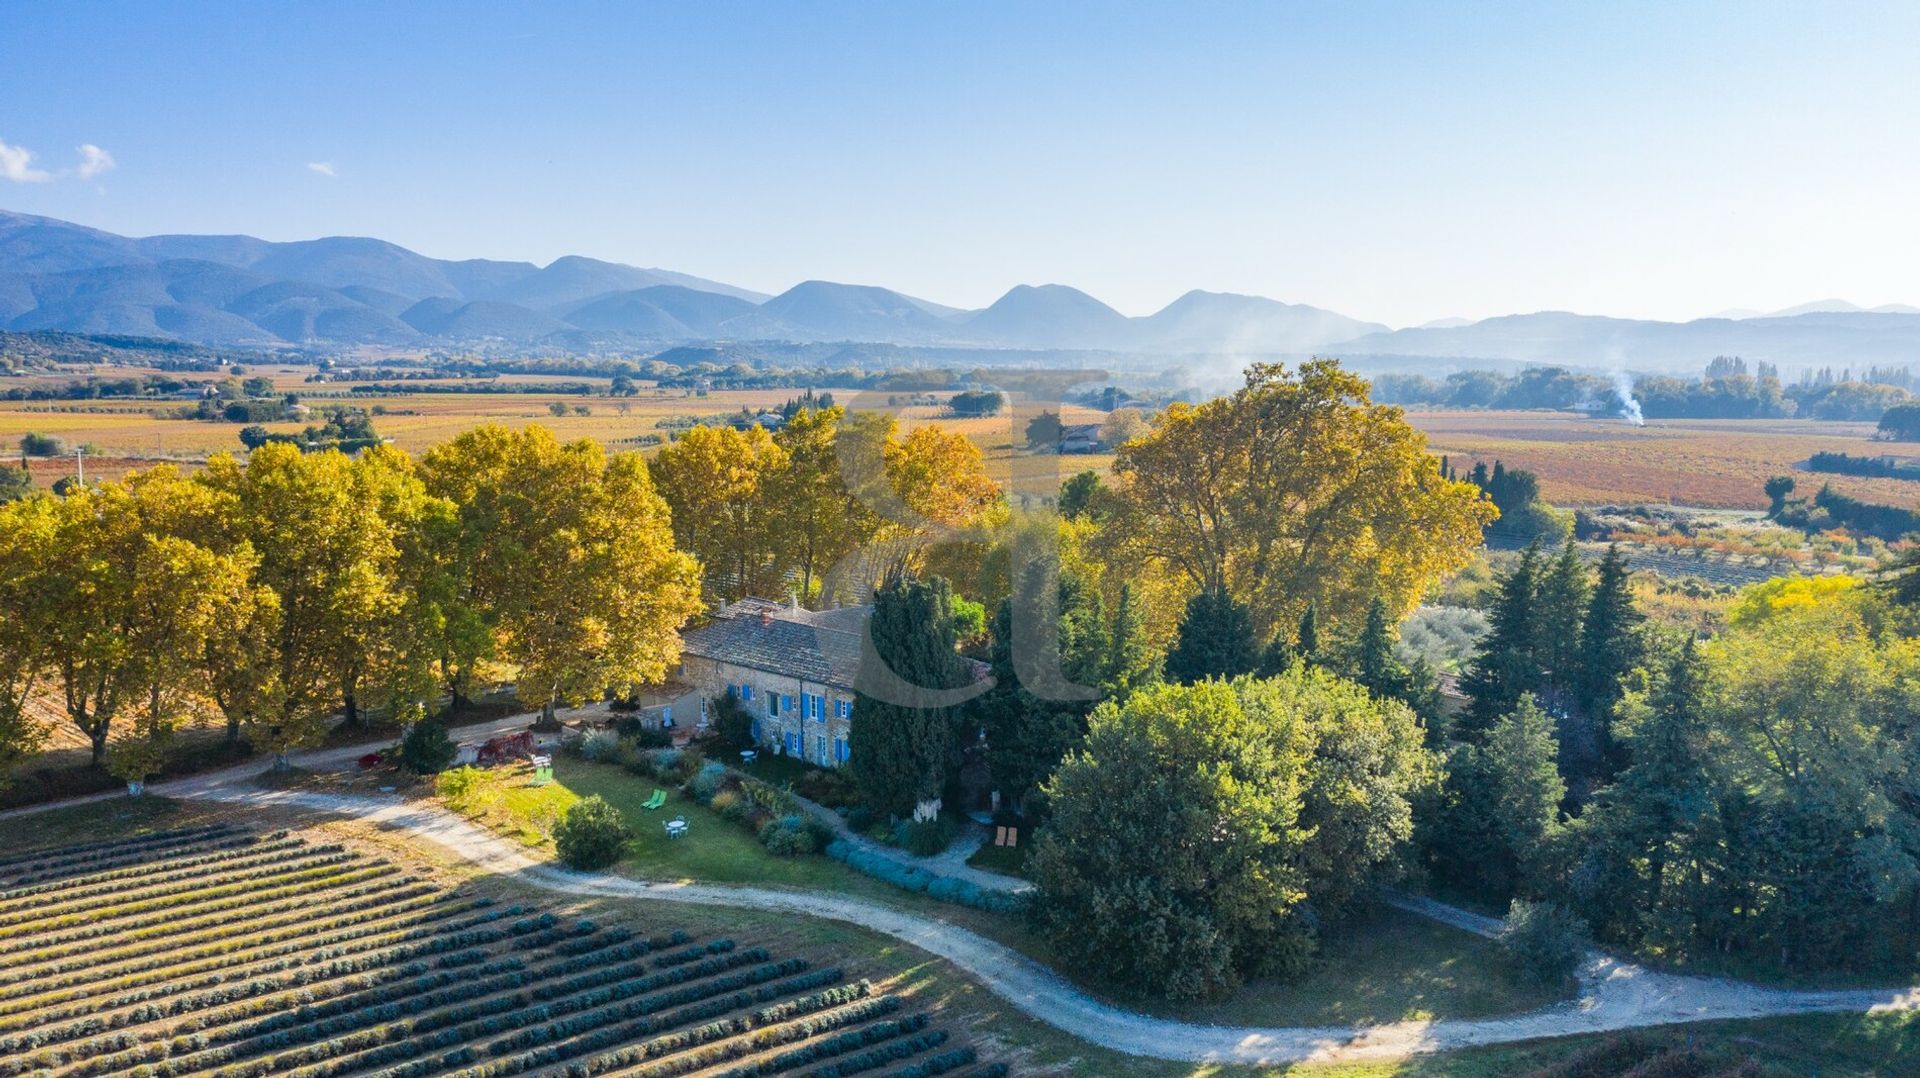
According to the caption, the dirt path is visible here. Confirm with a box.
[14,713,1920,1065]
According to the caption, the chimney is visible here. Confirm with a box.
[789,591,801,611]
[759,610,773,628]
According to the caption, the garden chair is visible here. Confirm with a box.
[643,789,668,810]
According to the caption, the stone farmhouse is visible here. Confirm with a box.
[670,597,990,776]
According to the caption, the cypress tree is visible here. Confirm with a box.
[1351,596,1403,699]
[1296,603,1320,666]
[1166,587,1258,684]
[1458,542,1543,740]
[1535,539,1590,697]
[1104,582,1154,697]
[1258,602,1320,677]
[850,575,972,817]
[1582,639,1710,942]
[1577,544,1644,773]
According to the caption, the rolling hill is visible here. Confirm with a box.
[11,208,1919,369]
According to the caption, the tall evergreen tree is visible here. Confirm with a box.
[1571,639,1710,944]
[1296,603,1320,666]
[1458,542,1543,739]
[1534,538,1597,795]
[1534,539,1590,696]
[1350,596,1403,699]
[1104,582,1155,696]
[1262,603,1321,677]
[975,560,1120,814]
[1166,587,1258,684]
[1425,695,1564,902]
[1577,543,1644,773]
[850,575,973,817]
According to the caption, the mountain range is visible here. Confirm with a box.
[6,209,1920,370]
[0,210,1382,356]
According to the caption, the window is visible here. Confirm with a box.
[750,719,761,741]
[834,737,849,764]
[767,692,778,716]
[741,684,753,703]
[815,735,826,763]
[809,694,825,721]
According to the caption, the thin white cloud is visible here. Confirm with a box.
[307,161,337,177]
[0,140,51,183]
[74,144,115,179]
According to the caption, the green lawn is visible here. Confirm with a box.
[452,757,1569,1029]
[1132,904,1566,1028]
[966,839,1033,879]
[0,794,202,849]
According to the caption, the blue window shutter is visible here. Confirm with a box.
[751,719,761,740]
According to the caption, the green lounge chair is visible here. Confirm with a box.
[643,790,668,811]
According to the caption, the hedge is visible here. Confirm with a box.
[710,1014,934,1078]
[0,825,243,881]
[0,848,361,931]
[0,861,404,954]
[822,841,1029,916]
[0,891,468,1022]
[0,835,303,907]
[0,900,503,1058]
[0,874,429,978]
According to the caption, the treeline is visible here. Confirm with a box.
[0,428,704,784]
[1803,450,1920,482]
[1436,564,1920,974]
[1766,476,1920,539]
[1374,357,1915,422]
[1441,458,1570,544]
[2,372,214,402]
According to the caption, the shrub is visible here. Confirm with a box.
[613,721,672,749]
[553,796,630,871]
[844,805,875,833]
[577,728,623,763]
[757,816,817,857]
[400,720,458,775]
[1496,899,1589,987]
[711,693,754,751]
[435,766,487,802]
[823,840,1029,915]
[709,789,744,820]
[897,817,955,857]
[793,767,857,809]
[689,762,729,803]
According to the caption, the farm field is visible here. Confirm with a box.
[7,795,1918,1077]
[1407,410,1920,510]
[0,372,1114,497]
[0,823,1004,1078]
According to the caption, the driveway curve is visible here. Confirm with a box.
[161,779,1920,1066]
[10,711,1918,1066]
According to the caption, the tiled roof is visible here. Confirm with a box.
[681,601,870,690]
[680,598,991,694]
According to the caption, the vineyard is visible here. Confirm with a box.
[0,825,1006,1078]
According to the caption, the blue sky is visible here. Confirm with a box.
[4,1,1918,326]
